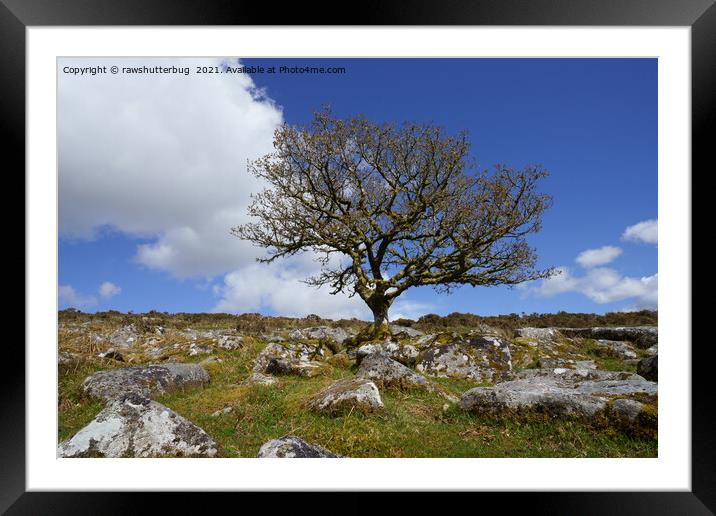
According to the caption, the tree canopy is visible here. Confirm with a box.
[233,110,555,329]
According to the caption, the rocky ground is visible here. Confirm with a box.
[58,312,658,458]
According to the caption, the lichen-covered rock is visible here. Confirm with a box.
[356,354,432,391]
[356,340,420,366]
[265,357,323,378]
[253,342,325,374]
[637,355,658,381]
[514,327,562,343]
[389,325,424,338]
[459,367,657,421]
[257,435,341,458]
[58,351,82,366]
[308,378,384,415]
[106,325,140,349]
[288,326,352,344]
[217,334,243,350]
[611,398,644,422]
[559,326,657,348]
[57,393,219,458]
[416,335,512,382]
[188,342,212,357]
[81,363,210,401]
[593,339,638,360]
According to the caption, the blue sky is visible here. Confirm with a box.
[58,58,657,318]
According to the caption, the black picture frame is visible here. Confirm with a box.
[5,0,710,513]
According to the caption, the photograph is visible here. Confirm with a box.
[56,56,660,459]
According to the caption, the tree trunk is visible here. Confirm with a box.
[369,295,391,337]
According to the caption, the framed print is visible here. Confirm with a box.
[6,0,712,512]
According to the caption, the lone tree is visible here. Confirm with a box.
[233,110,555,332]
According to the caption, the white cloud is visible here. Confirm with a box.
[527,266,657,308]
[59,57,283,278]
[622,219,658,244]
[575,245,622,268]
[212,256,372,320]
[211,253,433,321]
[99,281,122,299]
[59,285,97,309]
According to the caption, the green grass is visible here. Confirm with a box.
[58,337,657,458]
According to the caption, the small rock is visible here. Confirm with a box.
[389,325,424,338]
[637,355,658,381]
[265,357,323,377]
[58,351,82,366]
[308,378,384,415]
[257,435,341,458]
[217,334,243,350]
[356,340,420,366]
[97,348,125,362]
[57,393,219,458]
[594,340,638,360]
[514,327,562,342]
[199,356,223,366]
[611,398,644,422]
[210,406,234,417]
[253,342,324,374]
[241,372,278,386]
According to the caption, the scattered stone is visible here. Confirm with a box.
[645,344,658,356]
[459,368,657,420]
[81,363,210,401]
[514,327,562,342]
[107,325,140,349]
[559,326,657,348]
[57,393,219,458]
[253,342,324,374]
[356,340,420,366]
[637,355,658,381]
[199,356,223,366]
[265,357,323,377]
[242,372,278,386]
[389,325,424,338]
[356,353,432,391]
[301,326,351,344]
[217,334,243,350]
[573,360,597,370]
[188,342,212,357]
[416,335,512,382]
[257,435,341,458]
[593,339,638,360]
[210,406,234,417]
[611,398,644,422]
[308,378,384,415]
[97,348,125,362]
[58,351,82,366]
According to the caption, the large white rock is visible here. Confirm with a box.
[459,368,657,421]
[416,335,512,382]
[57,394,219,458]
[81,363,210,401]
